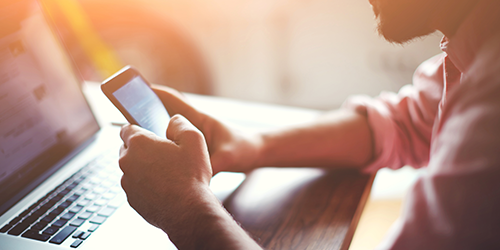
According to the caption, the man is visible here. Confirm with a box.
[118,0,500,248]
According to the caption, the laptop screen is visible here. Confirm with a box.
[0,0,99,214]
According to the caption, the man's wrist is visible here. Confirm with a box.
[160,184,260,249]
[247,132,265,170]
[157,184,217,243]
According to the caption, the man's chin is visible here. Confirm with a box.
[372,0,437,44]
[370,2,380,18]
[376,18,435,44]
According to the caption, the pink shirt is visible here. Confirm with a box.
[344,0,500,248]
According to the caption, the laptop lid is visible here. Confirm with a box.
[0,0,100,216]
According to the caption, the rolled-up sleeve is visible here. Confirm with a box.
[342,53,445,173]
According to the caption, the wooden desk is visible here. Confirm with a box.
[225,168,373,250]
[83,82,374,250]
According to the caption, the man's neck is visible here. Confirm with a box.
[432,0,481,38]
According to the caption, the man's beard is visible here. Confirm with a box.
[372,0,437,44]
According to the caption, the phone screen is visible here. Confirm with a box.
[112,76,170,138]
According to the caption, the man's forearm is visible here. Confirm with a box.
[161,185,262,250]
[255,108,373,169]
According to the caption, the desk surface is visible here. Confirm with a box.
[83,82,374,250]
[226,168,373,250]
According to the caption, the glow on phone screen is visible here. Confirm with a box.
[112,76,170,138]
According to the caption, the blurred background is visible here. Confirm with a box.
[44,0,443,110]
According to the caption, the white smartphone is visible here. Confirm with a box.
[101,66,170,138]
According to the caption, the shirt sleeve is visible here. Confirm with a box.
[377,48,500,249]
[342,53,445,173]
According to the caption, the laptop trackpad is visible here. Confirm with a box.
[81,204,175,250]
[80,172,245,250]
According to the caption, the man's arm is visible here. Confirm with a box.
[119,116,262,249]
[160,186,261,249]
[254,109,373,169]
[153,86,374,174]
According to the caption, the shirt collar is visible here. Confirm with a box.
[439,0,500,73]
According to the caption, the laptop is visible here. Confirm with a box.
[0,0,244,249]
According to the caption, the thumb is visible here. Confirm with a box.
[152,86,204,126]
[166,115,206,149]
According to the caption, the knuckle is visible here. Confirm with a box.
[125,194,138,212]
[120,176,129,193]
[181,129,206,146]
[180,128,203,139]
[118,156,128,172]
[170,114,183,123]
[128,133,148,145]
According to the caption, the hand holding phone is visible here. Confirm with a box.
[101,66,170,138]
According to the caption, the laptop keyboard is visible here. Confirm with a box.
[0,152,125,248]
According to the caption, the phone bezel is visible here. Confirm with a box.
[100,65,153,126]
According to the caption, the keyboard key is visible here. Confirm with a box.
[86,205,100,213]
[22,230,51,242]
[75,189,87,196]
[70,219,85,227]
[44,200,57,208]
[48,210,62,217]
[59,189,70,196]
[49,226,77,244]
[89,215,106,224]
[27,203,39,212]
[97,171,109,179]
[89,177,101,185]
[87,224,99,232]
[39,204,53,213]
[77,199,90,207]
[100,181,113,188]
[93,187,106,194]
[19,209,30,218]
[59,201,72,208]
[82,183,94,190]
[70,239,83,248]
[69,206,83,213]
[52,219,67,228]
[29,199,45,211]
[109,186,122,194]
[97,207,116,217]
[85,194,97,200]
[0,224,13,233]
[67,195,80,202]
[75,177,86,183]
[94,199,108,206]
[78,212,93,220]
[72,230,84,238]
[80,231,91,240]
[101,192,116,200]
[8,222,31,236]
[61,212,76,220]
[8,216,22,225]
[107,194,126,208]
[31,209,45,217]
[31,222,48,231]
[22,215,38,224]
[42,226,59,235]
[51,207,66,215]
[52,194,65,203]
[41,214,57,223]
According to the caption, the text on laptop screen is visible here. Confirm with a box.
[0,0,99,213]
